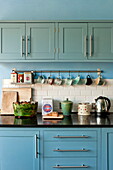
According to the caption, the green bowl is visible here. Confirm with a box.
[13,102,38,117]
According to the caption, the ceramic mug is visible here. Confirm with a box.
[37,75,45,84]
[72,75,81,85]
[54,77,62,85]
[65,78,73,86]
[47,76,54,85]
[96,75,105,86]
[85,75,93,85]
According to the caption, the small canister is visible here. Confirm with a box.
[11,70,18,83]
[78,103,91,115]
[18,73,24,83]
[24,72,32,83]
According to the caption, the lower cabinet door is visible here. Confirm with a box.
[102,128,113,170]
[0,130,39,170]
[44,158,97,170]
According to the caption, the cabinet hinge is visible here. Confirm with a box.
[58,48,60,53]
[58,28,60,32]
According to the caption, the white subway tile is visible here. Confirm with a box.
[75,96,86,103]
[81,90,92,96]
[92,90,103,96]
[103,90,113,96]
[59,90,70,96]
[48,90,60,96]
[37,90,48,96]
[70,90,81,96]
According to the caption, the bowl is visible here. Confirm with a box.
[13,102,38,117]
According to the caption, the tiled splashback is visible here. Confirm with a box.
[2,79,113,112]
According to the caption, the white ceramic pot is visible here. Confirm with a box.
[78,103,91,115]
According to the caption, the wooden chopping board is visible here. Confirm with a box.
[1,91,17,114]
[2,88,32,102]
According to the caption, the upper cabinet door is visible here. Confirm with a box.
[0,23,25,60]
[26,23,55,60]
[58,23,87,60]
[88,23,113,60]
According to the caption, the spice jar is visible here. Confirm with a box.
[18,73,24,83]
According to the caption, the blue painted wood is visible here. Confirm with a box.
[0,0,113,20]
[26,23,55,60]
[0,127,101,170]
[88,23,113,60]
[102,128,113,170]
[0,23,25,60]
[58,23,87,60]
[0,130,39,170]
[44,158,97,170]
[44,129,97,141]
[44,141,97,157]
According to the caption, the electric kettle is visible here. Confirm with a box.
[95,96,111,116]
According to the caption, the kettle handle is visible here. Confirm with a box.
[104,97,111,111]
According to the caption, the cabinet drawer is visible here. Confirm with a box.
[44,130,97,141]
[44,141,97,157]
[44,158,97,170]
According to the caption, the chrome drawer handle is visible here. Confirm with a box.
[53,148,89,152]
[84,35,88,57]
[53,164,88,168]
[21,36,25,57]
[53,135,89,138]
[35,134,39,158]
[90,35,93,56]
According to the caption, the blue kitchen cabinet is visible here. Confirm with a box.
[102,128,113,170]
[88,23,113,60]
[43,128,101,170]
[26,23,55,60]
[0,23,25,60]
[0,23,55,61]
[58,23,87,61]
[0,129,39,170]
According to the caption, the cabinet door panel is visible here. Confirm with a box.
[0,24,25,60]
[26,23,55,60]
[0,131,39,170]
[58,23,87,60]
[102,129,113,170]
[88,23,113,60]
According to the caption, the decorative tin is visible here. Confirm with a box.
[18,73,24,83]
[11,71,18,83]
[24,72,32,83]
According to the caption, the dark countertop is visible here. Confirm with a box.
[0,113,113,127]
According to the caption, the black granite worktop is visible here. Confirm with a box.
[0,113,113,127]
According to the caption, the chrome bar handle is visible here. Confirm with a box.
[53,164,88,168]
[53,135,89,138]
[26,36,31,57]
[84,35,88,57]
[53,148,89,152]
[90,35,93,56]
[35,134,39,158]
[21,36,24,57]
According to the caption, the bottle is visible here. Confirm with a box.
[11,69,17,83]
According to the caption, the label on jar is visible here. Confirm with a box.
[11,73,17,83]
[18,73,24,83]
